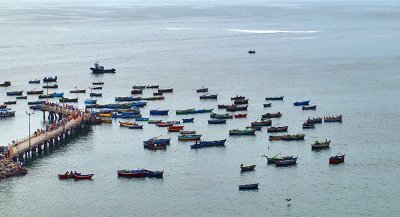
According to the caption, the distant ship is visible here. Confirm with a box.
[90,62,116,74]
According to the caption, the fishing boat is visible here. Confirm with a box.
[275,157,298,167]
[27,90,44,95]
[218,104,231,109]
[16,96,27,100]
[208,119,226,124]
[231,95,245,100]
[113,113,141,119]
[129,124,143,129]
[307,117,323,124]
[84,99,97,104]
[53,93,64,98]
[246,126,262,131]
[73,173,94,180]
[190,108,214,114]
[153,92,163,96]
[263,103,272,108]
[234,113,247,118]
[143,169,164,178]
[70,89,86,93]
[251,120,272,127]
[117,169,146,178]
[200,94,217,99]
[133,102,147,107]
[168,125,184,132]
[226,105,247,112]
[29,105,42,110]
[6,91,23,96]
[142,96,165,101]
[4,101,16,105]
[261,154,294,164]
[196,87,208,93]
[146,85,159,89]
[119,121,137,127]
[269,135,285,141]
[29,79,41,84]
[92,81,104,85]
[303,122,315,129]
[176,109,194,115]
[90,62,116,74]
[131,89,143,94]
[135,117,149,121]
[324,115,342,122]
[180,130,196,134]
[182,118,194,123]
[0,111,15,118]
[158,88,173,93]
[262,112,281,118]
[59,98,78,103]
[147,143,167,150]
[240,164,256,172]
[294,100,310,106]
[38,94,54,99]
[91,86,102,90]
[42,84,58,89]
[267,126,288,133]
[132,85,145,89]
[58,172,74,179]
[90,93,102,97]
[43,76,57,83]
[329,154,345,164]
[0,81,11,87]
[156,122,173,127]
[248,50,256,54]
[115,96,141,102]
[311,140,331,150]
[28,100,45,105]
[148,120,162,124]
[0,105,7,109]
[178,134,202,141]
[234,99,249,105]
[143,138,171,146]
[210,113,233,119]
[238,183,258,190]
[150,109,169,116]
[281,134,305,141]
[229,128,256,136]
[302,105,317,110]
[265,96,284,101]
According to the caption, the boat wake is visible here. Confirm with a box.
[229,29,318,34]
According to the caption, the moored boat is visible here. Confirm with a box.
[240,164,256,172]
[180,130,196,134]
[0,111,15,117]
[231,95,245,100]
[190,139,226,149]
[218,104,231,109]
[226,105,247,112]
[196,87,208,93]
[16,96,27,100]
[307,117,323,124]
[234,99,248,105]
[131,89,143,94]
[59,98,78,103]
[294,100,310,106]
[265,96,284,101]
[4,101,16,105]
[150,109,169,116]
[267,126,288,133]
[329,153,345,164]
[208,119,226,124]
[90,62,116,74]
[238,183,258,190]
[115,96,141,102]
[153,92,163,96]
[117,169,146,178]
[178,134,202,141]
[147,143,167,150]
[84,99,97,104]
[132,85,145,89]
[158,88,173,93]
[200,94,217,99]
[168,125,184,132]
[248,50,256,54]
[43,76,57,83]
[210,113,233,119]
[53,93,64,98]
[262,112,281,118]
[143,169,164,178]
[303,122,315,129]
[91,86,102,90]
[0,81,11,87]
[92,81,104,85]
[29,79,41,84]
[6,91,23,96]
[90,93,102,97]
[156,122,173,127]
[70,89,86,93]
[148,119,162,124]
[28,100,45,105]
[27,90,44,95]
[324,115,342,122]
[302,105,317,110]
[182,118,194,123]
[275,157,298,167]
[73,173,94,180]
[281,134,305,141]
[229,128,256,136]
[145,85,159,89]
[263,103,272,108]
[234,113,247,118]
[311,140,331,150]
[251,120,272,127]
[135,117,149,121]
[29,105,42,110]
[38,94,54,99]
[261,154,294,164]
[269,135,285,141]
[42,84,58,89]
[58,172,74,179]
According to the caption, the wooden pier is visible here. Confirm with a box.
[8,104,92,162]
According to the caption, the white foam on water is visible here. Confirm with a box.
[229,29,318,34]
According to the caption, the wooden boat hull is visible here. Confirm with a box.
[229,129,256,135]
[208,119,226,124]
[265,96,284,101]
[267,126,288,133]
[118,171,146,178]
[329,155,345,164]
[238,183,259,190]
[240,165,256,172]
[302,105,317,110]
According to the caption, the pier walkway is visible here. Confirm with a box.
[8,104,91,160]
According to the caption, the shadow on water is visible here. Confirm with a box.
[23,127,93,167]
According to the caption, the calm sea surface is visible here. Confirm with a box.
[1,0,400,216]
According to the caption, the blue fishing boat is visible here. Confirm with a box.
[135,117,149,121]
[84,99,97,104]
[150,109,169,116]
[294,100,310,106]
[178,134,202,141]
[53,92,64,98]
[133,102,147,107]
[238,183,259,190]
[113,113,141,119]
[190,139,226,149]
[190,108,214,114]
[182,118,194,123]
[208,119,226,124]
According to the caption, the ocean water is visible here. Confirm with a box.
[0,0,400,216]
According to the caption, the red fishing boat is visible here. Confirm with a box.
[58,172,74,179]
[168,125,184,132]
[156,122,173,127]
[234,113,247,118]
[329,154,345,164]
[73,173,94,180]
[117,170,146,178]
